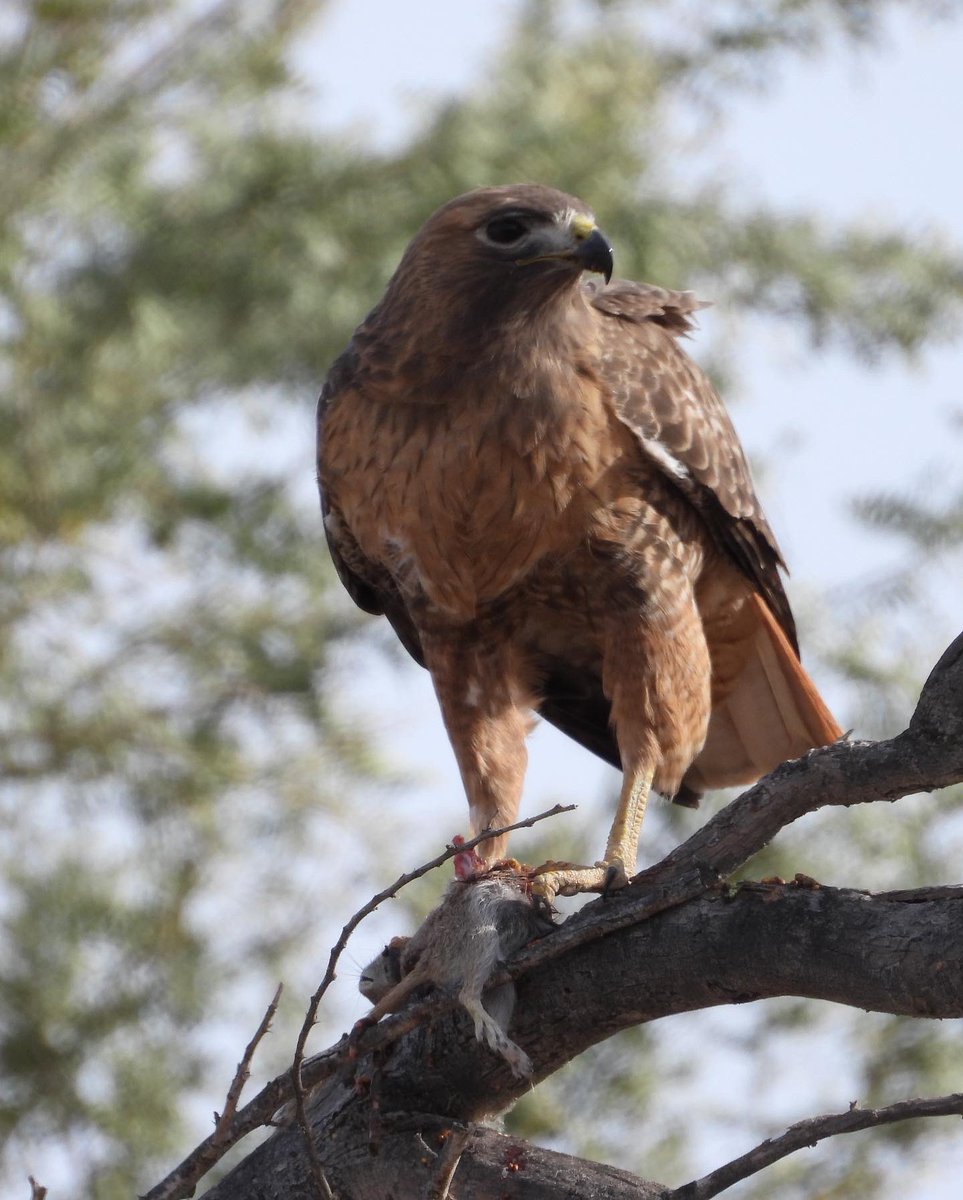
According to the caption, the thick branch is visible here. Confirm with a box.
[184,632,963,1199]
[203,1112,665,1200]
[206,884,963,1199]
[412,885,963,1116]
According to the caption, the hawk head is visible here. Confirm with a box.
[377,185,613,323]
[432,184,614,283]
[353,186,615,396]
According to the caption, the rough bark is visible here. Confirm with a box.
[191,631,963,1200]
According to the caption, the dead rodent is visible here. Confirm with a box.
[356,842,555,1077]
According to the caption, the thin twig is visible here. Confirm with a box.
[212,984,283,1145]
[142,804,574,1200]
[669,1092,963,1200]
[141,986,284,1200]
[28,1178,47,1200]
[288,805,575,1173]
[424,1125,471,1199]
[293,1093,335,1200]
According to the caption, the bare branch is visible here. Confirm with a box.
[509,865,713,980]
[291,1095,335,1199]
[143,985,284,1200]
[153,634,963,1200]
[201,882,963,1199]
[291,1063,335,1200]
[142,805,575,1200]
[495,632,963,986]
[289,804,575,1102]
[214,984,283,1145]
[670,1092,963,1200]
[28,1178,47,1200]
[216,1113,668,1199]
[423,1124,470,1199]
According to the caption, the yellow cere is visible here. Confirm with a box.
[570,213,596,241]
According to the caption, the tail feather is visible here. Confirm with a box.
[683,593,842,795]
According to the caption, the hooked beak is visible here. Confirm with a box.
[573,226,614,283]
[515,213,615,284]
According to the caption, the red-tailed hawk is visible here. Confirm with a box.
[317,184,841,898]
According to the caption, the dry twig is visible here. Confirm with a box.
[213,984,283,1145]
[424,1125,471,1199]
[141,985,283,1200]
[144,804,574,1200]
[288,805,576,1144]
[669,1092,963,1200]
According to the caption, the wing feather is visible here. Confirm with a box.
[588,279,798,651]
[317,355,426,667]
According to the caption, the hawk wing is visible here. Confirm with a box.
[588,279,798,650]
[317,352,426,668]
[538,279,829,797]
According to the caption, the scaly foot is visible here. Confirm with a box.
[529,859,630,902]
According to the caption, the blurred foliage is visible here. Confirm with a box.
[1,0,961,1196]
[0,1,391,1194]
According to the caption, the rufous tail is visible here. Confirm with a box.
[683,593,843,795]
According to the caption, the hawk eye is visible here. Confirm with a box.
[484,215,529,245]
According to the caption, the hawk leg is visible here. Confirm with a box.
[422,632,532,863]
[532,762,656,899]
[533,593,710,900]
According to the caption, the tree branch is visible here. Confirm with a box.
[156,632,963,1200]
[670,1092,963,1200]
[500,629,963,984]
[287,804,575,1167]
[205,1113,668,1200]
[143,805,575,1200]
[142,985,283,1200]
[292,800,575,1085]
[215,984,283,1143]
[200,882,963,1199]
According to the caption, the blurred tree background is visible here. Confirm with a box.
[1,0,961,1196]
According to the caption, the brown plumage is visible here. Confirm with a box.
[318,184,841,898]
